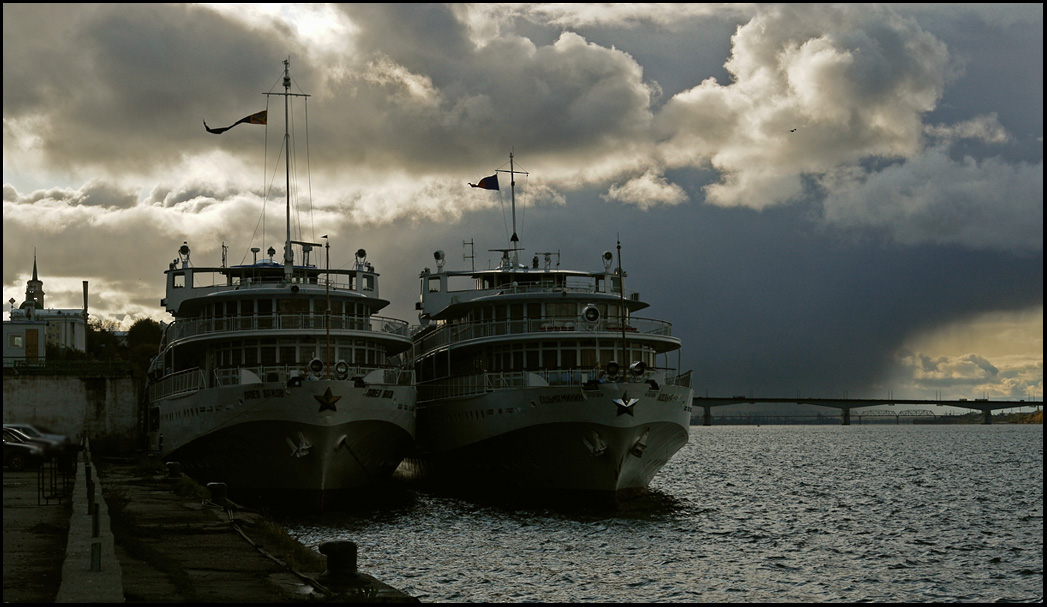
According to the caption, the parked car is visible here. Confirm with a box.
[3,423,76,454]
[3,428,46,470]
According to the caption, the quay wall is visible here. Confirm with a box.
[2,375,141,453]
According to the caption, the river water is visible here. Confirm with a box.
[284,424,1043,603]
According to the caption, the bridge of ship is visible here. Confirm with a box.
[692,397,1036,425]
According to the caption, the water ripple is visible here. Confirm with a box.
[284,424,1042,603]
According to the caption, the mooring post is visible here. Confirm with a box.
[319,540,359,582]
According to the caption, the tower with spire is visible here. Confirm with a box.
[4,253,88,363]
[20,250,45,318]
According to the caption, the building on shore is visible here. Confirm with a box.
[3,253,88,367]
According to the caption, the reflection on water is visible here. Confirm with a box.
[283,425,1043,603]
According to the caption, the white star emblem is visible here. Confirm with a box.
[613,395,639,416]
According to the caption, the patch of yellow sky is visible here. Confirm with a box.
[905,305,1043,401]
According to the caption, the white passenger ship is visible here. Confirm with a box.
[398,154,692,498]
[146,61,415,505]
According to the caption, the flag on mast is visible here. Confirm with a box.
[469,174,499,190]
[204,110,267,135]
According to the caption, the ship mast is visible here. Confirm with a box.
[266,59,309,280]
[496,152,528,261]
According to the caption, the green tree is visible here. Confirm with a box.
[126,318,164,376]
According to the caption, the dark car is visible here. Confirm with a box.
[3,423,76,454]
[3,428,46,470]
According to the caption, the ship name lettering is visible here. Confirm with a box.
[243,390,261,400]
[539,394,585,404]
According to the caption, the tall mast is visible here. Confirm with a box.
[265,59,309,280]
[283,60,292,278]
[617,236,627,369]
[496,152,528,256]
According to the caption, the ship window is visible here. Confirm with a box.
[173,273,185,288]
[9,334,23,349]
[561,347,577,368]
[257,299,272,315]
[427,276,441,293]
[363,275,375,292]
[527,303,541,320]
[244,341,258,365]
[278,299,308,314]
[279,340,296,364]
[547,302,573,319]
[542,343,556,368]
[260,339,277,365]
[580,346,596,368]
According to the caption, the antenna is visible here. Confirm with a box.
[462,239,475,271]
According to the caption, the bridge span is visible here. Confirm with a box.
[692,396,1037,426]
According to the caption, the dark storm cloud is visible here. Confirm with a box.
[3,3,293,176]
[2,3,1042,401]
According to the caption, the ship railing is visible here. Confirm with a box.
[166,314,410,341]
[211,365,414,388]
[414,316,673,353]
[177,268,369,291]
[148,368,206,401]
[416,368,689,402]
[452,273,635,297]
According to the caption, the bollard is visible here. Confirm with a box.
[207,482,231,507]
[319,540,358,582]
[91,502,100,538]
[90,541,102,572]
[165,461,182,478]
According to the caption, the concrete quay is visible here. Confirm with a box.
[3,449,418,603]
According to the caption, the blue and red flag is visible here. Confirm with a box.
[469,174,499,190]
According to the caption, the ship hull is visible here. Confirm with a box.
[154,380,414,502]
[398,383,692,497]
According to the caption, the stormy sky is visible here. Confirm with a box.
[3,4,1042,403]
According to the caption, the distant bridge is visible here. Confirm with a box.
[692,396,1037,426]
[855,409,937,423]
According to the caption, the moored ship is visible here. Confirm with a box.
[146,61,415,505]
[398,154,693,499]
